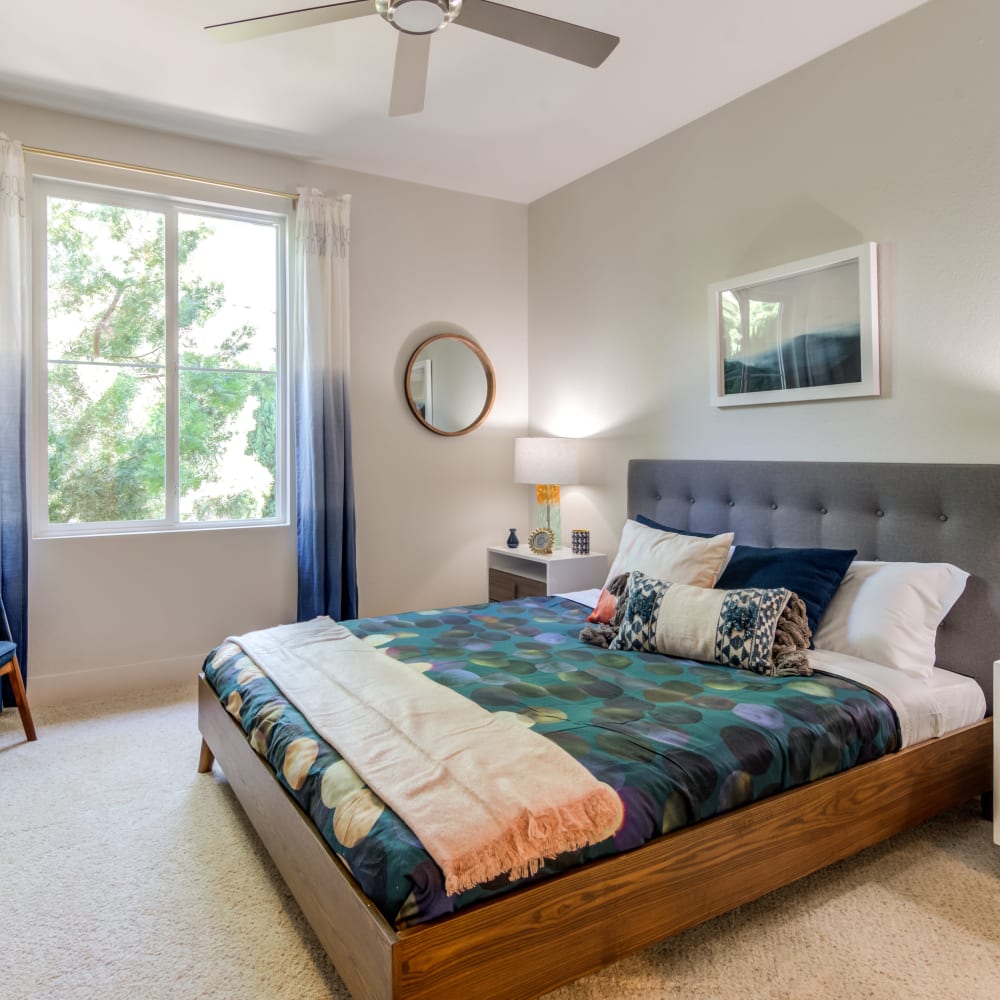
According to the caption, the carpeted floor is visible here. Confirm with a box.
[1,685,998,1000]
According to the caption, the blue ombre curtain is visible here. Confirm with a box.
[292,188,358,621]
[0,134,29,707]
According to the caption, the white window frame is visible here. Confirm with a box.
[31,175,289,537]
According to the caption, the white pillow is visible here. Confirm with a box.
[812,560,969,679]
[587,520,734,624]
[605,520,734,588]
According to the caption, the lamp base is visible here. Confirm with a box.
[535,484,562,547]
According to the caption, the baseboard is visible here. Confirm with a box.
[24,653,203,708]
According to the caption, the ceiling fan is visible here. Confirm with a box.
[205,1,620,117]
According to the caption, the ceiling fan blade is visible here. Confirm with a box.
[205,1,373,42]
[389,32,431,117]
[458,0,619,67]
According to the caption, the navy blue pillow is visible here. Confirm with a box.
[715,545,856,642]
[633,516,854,643]
[634,514,715,539]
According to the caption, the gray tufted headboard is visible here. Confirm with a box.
[627,460,1000,705]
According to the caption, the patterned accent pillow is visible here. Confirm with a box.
[610,572,672,651]
[609,570,812,676]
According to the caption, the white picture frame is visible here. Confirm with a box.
[709,243,879,407]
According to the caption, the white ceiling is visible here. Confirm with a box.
[0,1,928,203]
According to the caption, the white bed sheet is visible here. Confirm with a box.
[559,588,986,747]
[807,648,986,747]
[559,587,602,607]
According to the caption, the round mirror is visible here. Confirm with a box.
[404,334,496,436]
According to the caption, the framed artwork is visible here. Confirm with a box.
[709,243,879,407]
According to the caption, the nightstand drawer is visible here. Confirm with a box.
[486,545,607,602]
[488,569,548,602]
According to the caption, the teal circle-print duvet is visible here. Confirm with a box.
[204,595,899,927]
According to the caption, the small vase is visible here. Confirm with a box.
[506,528,519,549]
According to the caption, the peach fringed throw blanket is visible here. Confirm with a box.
[229,617,624,896]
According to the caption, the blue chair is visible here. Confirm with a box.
[0,601,35,741]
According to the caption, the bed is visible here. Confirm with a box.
[197,459,996,999]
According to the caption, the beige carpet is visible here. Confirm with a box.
[1,685,997,1000]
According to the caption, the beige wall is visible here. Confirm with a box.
[2,98,528,705]
[527,0,1000,561]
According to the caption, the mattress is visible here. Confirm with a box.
[204,594,906,929]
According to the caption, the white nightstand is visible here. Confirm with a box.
[994,660,998,845]
[487,545,608,602]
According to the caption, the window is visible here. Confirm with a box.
[33,179,285,534]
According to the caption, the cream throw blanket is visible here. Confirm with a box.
[229,617,624,896]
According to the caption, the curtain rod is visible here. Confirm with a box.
[22,145,298,203]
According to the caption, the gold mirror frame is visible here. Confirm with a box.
[404,333,496,437]
[528,528,555,555]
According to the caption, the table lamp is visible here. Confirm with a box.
[514,437,581,549]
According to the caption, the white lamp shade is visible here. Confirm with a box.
[514,437,581,485]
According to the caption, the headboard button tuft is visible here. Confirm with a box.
[689,498,696,505]
[654,493,662,501]
[728,500,735,508]
[939,514,948,522]
[876,509,885,517]
[770,503,778,510]
[819,507,828,515]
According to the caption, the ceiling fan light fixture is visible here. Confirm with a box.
[377,0,461,36]
[209,0,621,119]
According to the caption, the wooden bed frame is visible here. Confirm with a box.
[197,459,997,999]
